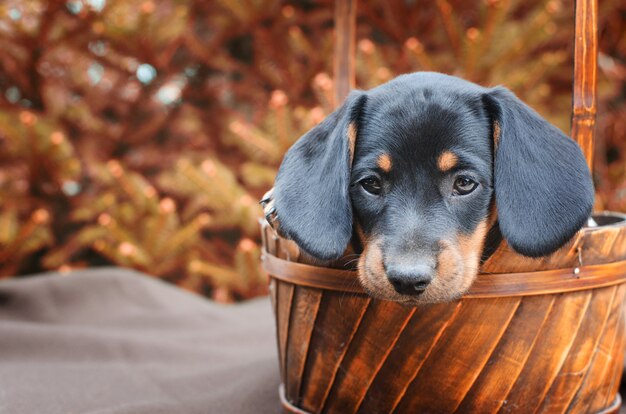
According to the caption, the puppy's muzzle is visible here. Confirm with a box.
[386,263,434,296]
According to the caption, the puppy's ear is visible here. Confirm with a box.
[483,87,594,257]
[273,91,367,260]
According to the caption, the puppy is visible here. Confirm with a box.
[262,72,594,305]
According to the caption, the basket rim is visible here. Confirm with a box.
[587,211,626,232]
[262,251,626,298]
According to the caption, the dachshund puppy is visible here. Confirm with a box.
[262,72,594,304]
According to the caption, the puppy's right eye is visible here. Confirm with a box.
[360,177,382,195]
[453,176,478,195]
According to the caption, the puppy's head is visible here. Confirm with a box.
[271,72,594,304]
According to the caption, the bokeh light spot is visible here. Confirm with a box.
[88,62,104,85]
[156,82,183,105]
[8,8,22,21]
[88,41,106,56]
[184,66,199,77]
[62,181,81,196]
[66,0,83,14]
[136,63,157,84]
[87,0,106,12]
[5,86,21,103]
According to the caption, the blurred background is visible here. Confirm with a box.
[0,0,624,302]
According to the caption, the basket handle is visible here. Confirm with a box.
[571,0,598,172]
[333,0,357,107]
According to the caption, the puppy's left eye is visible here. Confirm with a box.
[453,176,478,195]
[360,177,382,195]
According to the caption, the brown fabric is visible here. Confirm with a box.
[0,267,280,413]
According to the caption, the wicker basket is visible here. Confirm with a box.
[262,213,626,414]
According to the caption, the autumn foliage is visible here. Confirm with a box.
[0,0,624,301]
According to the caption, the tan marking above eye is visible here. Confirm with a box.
[377,153,393,172]
[437,151,458,172]
[347,122,357,163]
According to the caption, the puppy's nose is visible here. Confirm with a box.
[387,264,433,295]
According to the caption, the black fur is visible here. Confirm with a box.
[271,72,594,261]
[273,91,367,259]
[483,88,595,257]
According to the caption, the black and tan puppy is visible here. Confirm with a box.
[262,72,594,304]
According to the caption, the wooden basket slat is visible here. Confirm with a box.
[277,235,301,263]
[356,302,463,414]
[265,225,283,388]
[610,301,626,401]
[584,226,626,264]
[567,283,626,412]
[269,279,279,361]
[537,286,618,413]
[497,291,592,413]
[455,295,556,413]
[393,297,522,413]
[265,224,279,257]
[322,301,415,414]
[587,285,626,413]
[275,226,298,376]
[299,292,370,413]
[277,280,295,386]
[601,325,626,412]
[261,221,269,255]
[286,286,323,403]
[269,275,278,323]
[591,284,626,413]
[606,320,626,407]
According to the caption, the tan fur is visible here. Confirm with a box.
[358,221,490,305]
[424,240,464,303]
[354,222,367,244]
[457,220,489,291]
[347,122,357,164]
[367,242,385,275]
[437,151,458,172]
[436,242,458,280]
[377,153,393,172]
[359,241,402,302]
[486,201,498,229]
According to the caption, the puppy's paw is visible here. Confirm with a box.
[260,188,282,235]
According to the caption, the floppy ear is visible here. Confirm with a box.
[483,87,594,257]
[272,91,367,260]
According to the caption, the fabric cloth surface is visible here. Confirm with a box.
[0,268,280,414]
